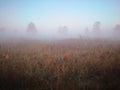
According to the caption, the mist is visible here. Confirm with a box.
[0,0,120,41]
[1,1,120,90]
[0,23,120,41]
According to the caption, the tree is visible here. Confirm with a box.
[85,27,89,33]
[114,24,120,32]
[58,26,68,34]
[27,22,37,33]
[93,21,101,32]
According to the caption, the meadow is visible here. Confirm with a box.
[0,38,120,90]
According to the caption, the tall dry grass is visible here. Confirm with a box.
[0,39,120,90]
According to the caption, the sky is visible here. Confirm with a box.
[0,0,120,31]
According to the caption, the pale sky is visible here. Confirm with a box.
[0,0,120,31]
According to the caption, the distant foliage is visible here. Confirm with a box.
[58,26,68,34]
[93,21,101,32]
[114,24,120,32]
[27,22,37,33]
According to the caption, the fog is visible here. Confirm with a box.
[0,26,120,41]
[0,0,120,41]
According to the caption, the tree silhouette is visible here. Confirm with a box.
[114,24,120,32]
[93,21,101,32]
[27,22,37,33]
[85,27,89,33]
[58,26,68,34]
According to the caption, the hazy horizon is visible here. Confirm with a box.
[0,0,120,30]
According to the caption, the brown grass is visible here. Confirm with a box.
[0,38,120,90]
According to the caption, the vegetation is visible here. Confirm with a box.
[0,38,120,90]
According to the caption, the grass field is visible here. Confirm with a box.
[0,38,120,90]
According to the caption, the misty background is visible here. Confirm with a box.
[0,0,120,39]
